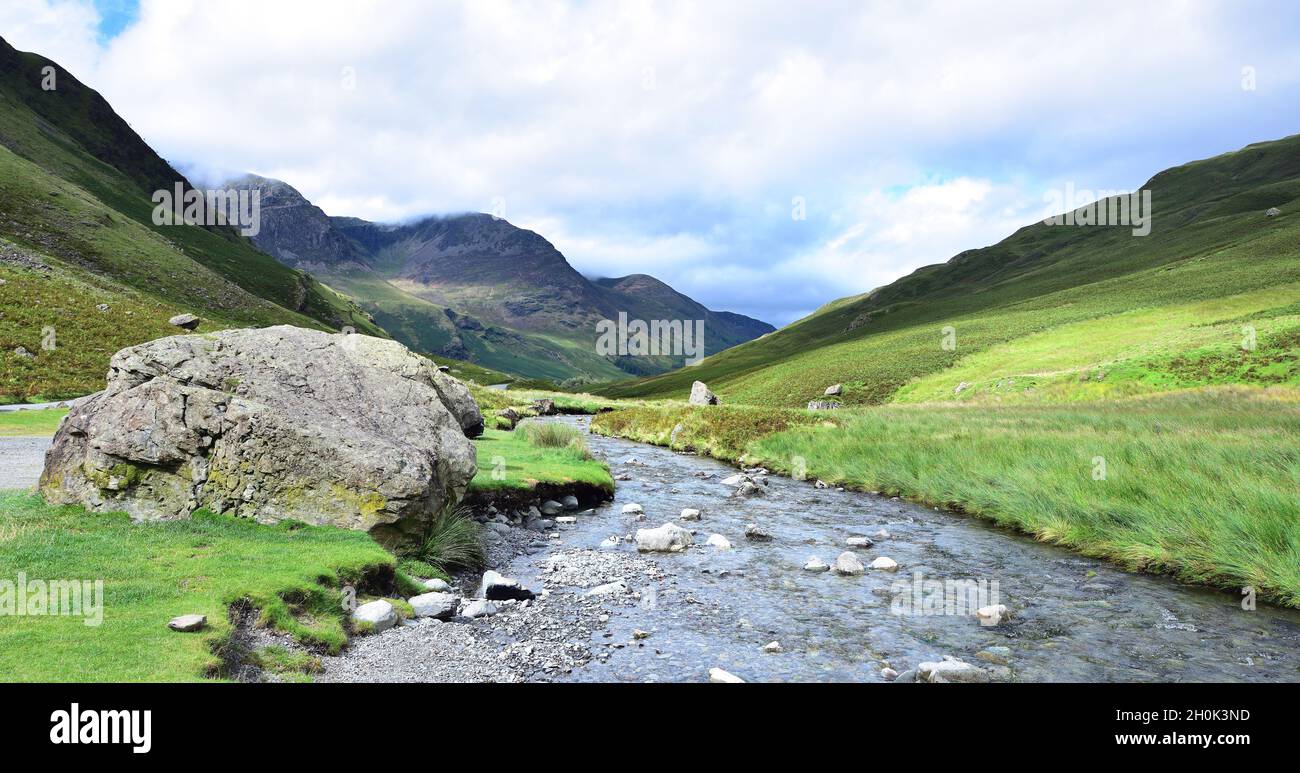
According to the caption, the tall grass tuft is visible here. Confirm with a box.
[408,505,485,575]
[522,421,594,461]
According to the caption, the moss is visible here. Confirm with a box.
[84,461,145,491]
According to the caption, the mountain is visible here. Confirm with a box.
[233,176,775,381]
[0,37,382,402]
[597,135,1300,405]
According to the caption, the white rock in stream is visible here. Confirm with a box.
[460,599,499,619]
[870,556,900,572]
[846,536,874,548]
[555,516,577,524]
[585,579,630,597]
[635,522,693,552]
[621,503,644,515]
[408,592,458,620]
[976,604,1010,626]
[680,508,702,521]
[709,667,746,683]
[720,473,748,487]
[874,529,892,539]
[762,641,783,653]
[706,533,732,550]
[917,656,990,683]
[352,600,397,633]
[832,551,865,575]
[803,556,831,572]
[744,523,774,541]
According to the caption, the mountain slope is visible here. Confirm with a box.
[233,176,774,380]
[0,37,384,401]
[597,135,1300,405]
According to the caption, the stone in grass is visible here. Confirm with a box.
[824,384,843,396]
[460,599,498,619]
[352,600,397,633]
[422,578,452,592]
[635,522,693,552]
[689,381,720,406]
[709,667,745,683]
[168,313,200,330]
[561,495,580,510]
[479,569,535,601]
[705,533,732,550]
[167,614,206,632]
[679,508,702,521]
[621,503,644,515]
[870,556,899,572]
[832,551,865,576]
[408,592,458,620]
[1266,207,1281,217]
[803,556,830,572]
[540,500,564,516]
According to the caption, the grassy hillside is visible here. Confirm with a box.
[592,386,1300,606]
[598,136,1300,407]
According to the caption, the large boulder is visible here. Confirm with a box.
[689,381,720,406]
[39,326,478,546]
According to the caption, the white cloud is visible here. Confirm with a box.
[3,0,1298,325]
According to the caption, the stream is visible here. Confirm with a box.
[500,416,1300,683]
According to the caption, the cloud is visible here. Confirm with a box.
[3,0,1299,325]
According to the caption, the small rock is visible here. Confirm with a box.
[1266,207,1281,217]
[689,380,720,406]
[803,556,830,572]
[555,515,577,524]
[621,503,644,515]
[719,473,749,487]
[733,481,765,498]
[917,657,989,683]
[532,398,557,415]
[708,667,745,683]
[561,495,580,510]
[977,646,1012,666]
[832,551,865,575]
[762,641,783,653]
[881,667,899,680]
[168,313,201,330]
[479,569,535,601]
[705,533,732,550]
[632,629,652,640]
[585,579,629,596]
[540,500,564,516]
[824,384,842,396]
[893,669,918,683]
[12,346,34,360]
[422,578,452,592]
[635,522,693,552]
[460,599,499,619]
[679,508,702,521]
[408,591,458,620]
[806,400,841,410]
[874,529,891,539]
[744,523,774,541]
[598,537,620,549]
[95,303,110,312]
[975,603,1010,626]
[352,600,397,633]
[167,614,206,632]
[870,556,899,571]
[846,536,873,548]
[484,521,511,536]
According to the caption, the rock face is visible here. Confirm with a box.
[689,381,720,406]
[39,326,479,546]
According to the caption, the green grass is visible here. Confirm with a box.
[592,387,1300,606]
[469,426,614,494]
[0,407,66,435]
[249,644,322,680]
[404,506,485,576]
[597,135,1300,409]
[0,492,396,682]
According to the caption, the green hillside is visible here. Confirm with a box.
[598,136,1300,407]
[0,36,386,401]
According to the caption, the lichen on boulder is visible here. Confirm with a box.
[39,325,480,546]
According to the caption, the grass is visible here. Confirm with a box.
[0,492,396,682]
[592,386,1300,607]
[0,407,66,435]
[469,426,614,494]
[404,506,485,576]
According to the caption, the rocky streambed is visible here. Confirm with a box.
[313,415,1300,683]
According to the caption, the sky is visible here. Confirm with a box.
[2,0,1298,326]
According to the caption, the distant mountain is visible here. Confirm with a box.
[0,37,381,402]
[233,176,774,380]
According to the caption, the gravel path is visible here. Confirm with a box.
[0,437,50,489]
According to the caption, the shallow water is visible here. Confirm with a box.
[501,417,1300,683]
